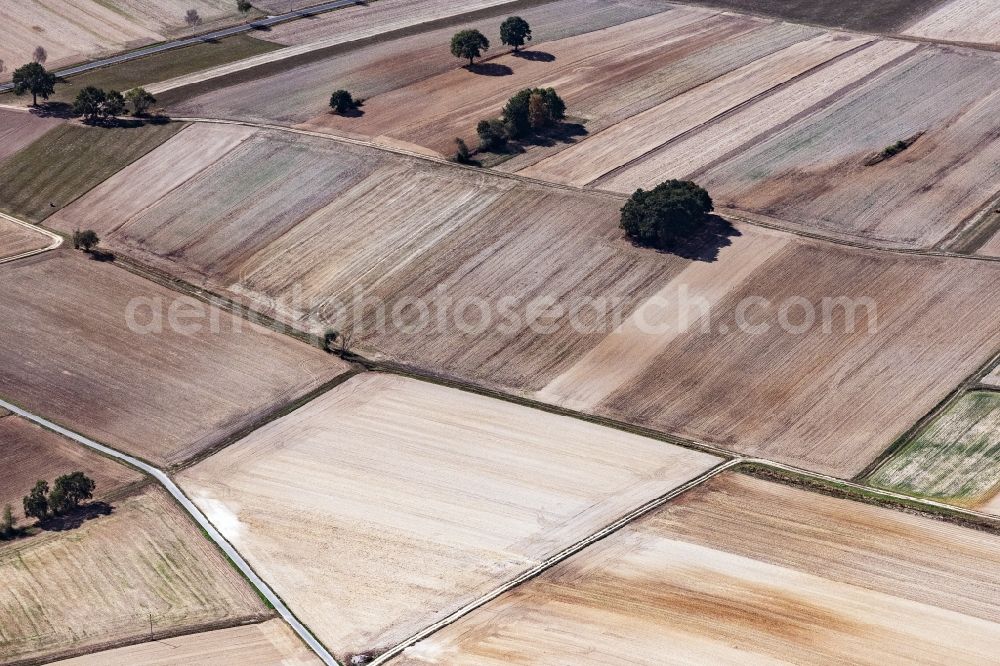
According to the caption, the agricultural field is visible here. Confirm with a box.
[50,123,1000,477]
[398,472,1000,665]
[0,486,269,664]
[865,391,1000,510]
[0,121,183,223]
[0,109,61,161]
[159,0,679,122]
[984,366,1000,388]
[903,0,1000,46]
[177,373,721,661]
[0,0,245,80]
[0,215,54,261]
[0,413,143,523]
[0,250,348,468]
[54,619,320,665]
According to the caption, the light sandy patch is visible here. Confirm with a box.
[0,108,62,160]
[178,373,720,661]
[53,619,319,665]
[0,486,268,665]
[538,225,788,410]
[0,215,54,260]
[904,0,1000,45]
[976,227,1000,257]
[599,39,916,191]
[400,473,1000,665]
[47,123,254,236]
[519,31,871,186]
[147,0,519,94]
[983,366,1000,388]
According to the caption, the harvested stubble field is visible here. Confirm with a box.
[55,124,1000,477]
[0,486,269,665]
[177,373,721,661]
[903,0,1000,46]
[865,390,1000,510]
[0,121,182,223]
[0,413,143,522]
[53,619,319,665]
[984,367,1000,388]
[162,0,673,124]
[0,251,348,468]
[669,0,948,33]
[0,109,61,162]
[399,473,1000,665]
[0,0,243,80]
[0,216,52,261]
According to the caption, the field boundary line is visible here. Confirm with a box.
[368,458,743,665]
[172,117,1000,260]
[0,396,341,666]
[0,212,62,264]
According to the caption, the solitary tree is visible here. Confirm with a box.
[0,505,15,540]
[237,0,253,13]
[185,8,202,26]
[500,16,531,52]
[73,229,100,252]
[620,180,713,250]
[125,87,156,116]
[329,89,358,115]
[23,481,50,522]
[50,472,96,515]
[32,46,48,65]
[451,29,489,66]
[11,62,56,106]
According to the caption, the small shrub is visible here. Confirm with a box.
[329,89,359,115]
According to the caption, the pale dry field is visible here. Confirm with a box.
[865,390,1000,510]
[54,124,1000,476]
[178,373,721,661]
[984,366,1000,388]
[0,0,241,79]
[0,414,144,522]
[903,0,1000,45]
[0,215,53,260]
[0,486,268,664]
[0,109,61,161]
[399,473,1000,666]
[54,619,319,666]
[0,251,347,468]
[163,0,673,123]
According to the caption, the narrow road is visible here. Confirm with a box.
[0,212,62,264]
[0,396,339,666]
[0,0,363,94]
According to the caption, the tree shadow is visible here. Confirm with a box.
[29,102,74,119]
[333,107,364,118]
[38,502,113,531]
[655,214,742,262]
[522,121,587,147]
[466,62,513,76]
[512,50,555,62]
[86,249,116,262]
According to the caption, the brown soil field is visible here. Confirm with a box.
[310,9,830,156]
[398,473,1000,665]
[177,373,721,661]
[1,1,243,81]
[0,251,348,468]
[0,216,53,260]
[53,619,319,665]
[0,109,61,161]
[54,124,1000,477]
[162,0,674,123]
[0,485,268,664]
[0,414,144,524]
[903,0,1000,45]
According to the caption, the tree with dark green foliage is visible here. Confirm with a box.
[0,505,15,540]
[620,180,713,250]
[451,29,490,66]
[502,87,565,138]
[73,86,107,122]
[73,229,100,252]
[105,89,126,117]
[453,138,472,164]
[500,16,531,52]
[50,472,96,515]
[23,481,49,522]
[125,87,156,116]
[477,118,507,151]
[12,61,56,106]
[329,89,359,115]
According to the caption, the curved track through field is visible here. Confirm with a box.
[0,212,62,264]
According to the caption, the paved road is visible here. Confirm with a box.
[0,397,339,666]
[0,0,362,93]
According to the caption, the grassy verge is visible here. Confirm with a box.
[0,121,184,223]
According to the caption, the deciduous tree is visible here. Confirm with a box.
[620,180,713,250]
[23,481,49,522]
[125,87,156,116]
[500,16,531,52]
[451,29,490,66]
[12,62,56,106]
[329,89,358,114]
[50,472,96,515]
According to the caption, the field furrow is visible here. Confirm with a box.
[904,0,1000,45]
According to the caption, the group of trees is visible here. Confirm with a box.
[620,180,714,250]
[467,87,566,158]
[450,16,533,66]
[1,472,97,541]
[73,86,156,123]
